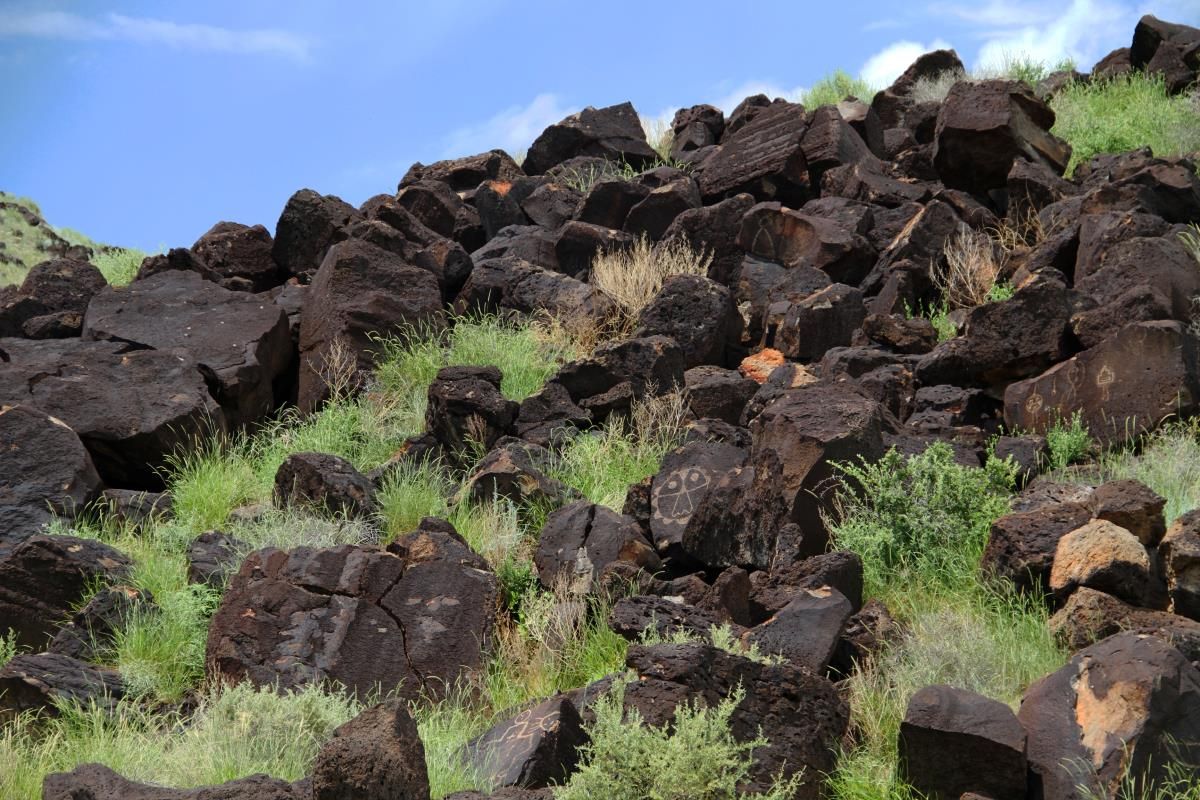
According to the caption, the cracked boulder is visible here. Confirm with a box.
[696,101,809,205]
[0,403,101,544]
[83,270,292,427]
[0,534,131,649]
[535,501,660,595]
[453,256,616,322]
[205,536,498,699]
[191,221,281,292]
[0,338,222,488]
[1051,588,1200,662]
[742,586,853,673]
[1019,632,1200,800]
[633,274,741,369]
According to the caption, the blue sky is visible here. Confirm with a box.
[2,0,1197,252]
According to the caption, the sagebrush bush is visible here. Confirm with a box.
[590,235,712,325]
[0,682,359,800]
[1050,73,1200,174]
[830,442,1017,594]
[556,681,802,800]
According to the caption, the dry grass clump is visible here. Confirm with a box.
[591,235,712,327]
[640,115,675,161]
[908,69,967,104]
[934,224,1007,309]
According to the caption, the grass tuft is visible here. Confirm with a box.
[801,70,877,107]
[590,235,712,329]
[92,248,147,286]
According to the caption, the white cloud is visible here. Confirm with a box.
[0,10,310,60]
[709,80,807,114]
[440,93,575,158]
[859,39,954,88]
[968,0,1130,72]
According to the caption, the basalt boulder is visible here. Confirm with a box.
[634,274,741,369]
[274,452,378,518]
[1051,587,1200,662]
[0,653,126,722]
[696,101,809,205]
[523,102,658,175]
[401,149,524,192]
[191,221,280,292]
[1160,510,1200,621]
[742,586,853,673]
[83,270,292,427]
[311,698,431,800]
[42,764,304,800]
[463,695,588,790]
[425,366,520,468]
[272,188,359,282]
[535,501,660,595]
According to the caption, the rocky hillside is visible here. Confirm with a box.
[3,13,1200,800]
[0,192,100,286]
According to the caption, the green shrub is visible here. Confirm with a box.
[92,248,147,286]
[556,681,801,800]
[0,682,359,800]
[0,629,19,668]
[903,300,956,342]
[1045,410,1092,472]
[830,442,1017,594]
[802,70,876,107]
[1050,73,1200,174]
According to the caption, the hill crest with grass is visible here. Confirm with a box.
[3,12,1200,800]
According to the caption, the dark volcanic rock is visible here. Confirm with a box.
[682,366,758,425]
[608,595,732,641]
[535,501,661,594]
[523,102,658,175]
[610,643,849,799]
[463,695,588,789]
[1004,320,1200,446]
[298,238,443,413]
[1019,632,1200,800]
[47,585,153,662]
[187,530,247,589]
[899,684,1027,800]
[0,653,126,722]
[206,540,497,699]
[425,366,519,468]
[83,270,292,427]
[272,189,359,282]
[982,501,1093,594]
[649,439,748,560]
[192,221,280,292]
[453,255,616,321]
[43,764,304,800]
[697,102,809,204]
[0,338,222,488]
[743,586,853,673]
[274,452,377,518]
[311,698,430,800]
[0,403,101,541]
[932,79,1070,194]
[1051,587,1200,662]
[401,149,524,192]
[1160,510,1200,621]
[634,274,741,369]
[0,533,131,649]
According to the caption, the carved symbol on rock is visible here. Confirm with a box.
[657,468,710,520]
[1096,364,1115,402]
[1025,392,1045,417]
[502,707,562,744]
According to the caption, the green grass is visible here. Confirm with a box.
[801,70,877,107]
[1050,72,1200,175]
[0,629,19,669]
[92,248,147,286]
[556,681,801,800]
[904,300,956,343]
[827,441,1067,800]
[0,683,360,800]
[548,392,689,510]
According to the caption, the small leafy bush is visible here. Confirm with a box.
[831,442,1017,593]
[1045,410,1092,472]
[0,629,19,668]
[556,681,801,800]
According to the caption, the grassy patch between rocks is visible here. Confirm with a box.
[801,70,877,107]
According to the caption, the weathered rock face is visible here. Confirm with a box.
[775,283,866,362]
[1019,632,1200,800]
[982,499,1094,594]
[463,439,577,508]
[634,274,741,369]
[1161,510,1200,621]
[742,586,853,673]
[425,366,520,468]
[1090,479,1166,547]
[311,698,430,800]
[1004,321,1200,446]
[0,653,126,722]
[697,102,810,204]
[0,404,101,542]
[272,189,359,282]
[463,696,588,790]
[523,102,658,175]
[274,452,377,518]
[607,643,849,799]
[0,338,222,488]
[43,764,304,800]
[649,439,748,561]
[298,238,444,413]
[1051,587,1200,662]
[192,221,281,292]
[535,501,660,594]
[1049,519,1154,606]
[83,270,292,427]
[0,534,131,649]
[453,256,616,322]
[737,203,874,284]
[206,538,497,699]
[187,530,247,589]
[608,595,733,642]
[899,684,1027,800]
[683,366,758,425]
[401,149,524,193]
[932,80,1070,194]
